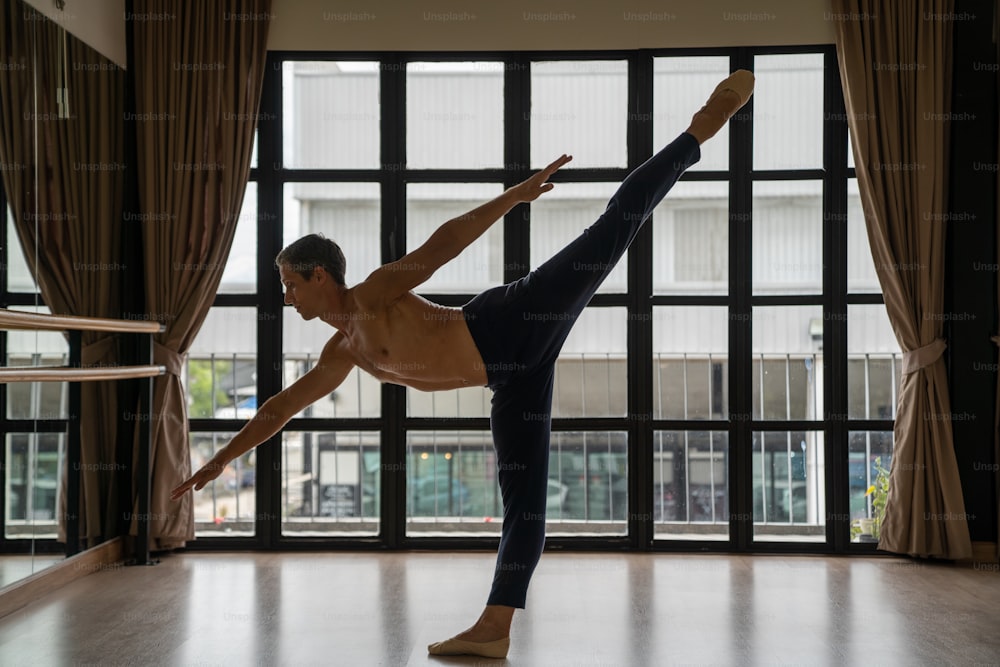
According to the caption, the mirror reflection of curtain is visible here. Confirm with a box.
[0,0,125,549]
[131,0,272,549]
[833,0,972,559]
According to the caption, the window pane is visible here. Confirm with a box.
[848,305,900,419]
[753,180,823,295]
[407,183,504,293]
[282,183,379,416]
[281,431,380,536]
[654,430,729,541]
[653,307,728,420]
[6,208,37,292]
[752,430,825,543]
[190,431,255,536]
[531,60,627,169]
[653,181,729,295]
[752,306,823,421]
[848,431,893,543]
[218,181,257,294]
[406,430,500,537]
[5,306,68,420]
[280,189,382,417]
[407,62,504,169]
[753,53,824,170]
[283,182,381,287]
[847,178,882,293]
[548,431,628,535]
[286,360,381,420]
[554,307,627,418]
[405,430,628,537]
[407,385,491,419]
[654,56,731,172]
[186,308,257,419]
[531,182,624,294]
[283,61,380,169]
[5,433,63,539]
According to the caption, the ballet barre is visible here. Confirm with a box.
[0,308,166,565]
[0,309,163,333]
[0,365,164,382]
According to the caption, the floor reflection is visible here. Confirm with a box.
[0,555,63,588]
[0,551,997,665]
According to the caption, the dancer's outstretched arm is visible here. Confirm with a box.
[170,333,355,500]
[361,154,573,302]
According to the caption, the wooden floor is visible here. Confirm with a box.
[0,550,997,666]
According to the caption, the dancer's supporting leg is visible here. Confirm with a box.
[426,367,555,660]
[429,69,754,660]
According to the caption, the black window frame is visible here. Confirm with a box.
[172,44,895,555]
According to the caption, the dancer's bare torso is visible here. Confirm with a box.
[323,290,489,391]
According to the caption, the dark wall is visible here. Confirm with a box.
[947,0,998,544]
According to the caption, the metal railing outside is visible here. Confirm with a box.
[185,351,901,536]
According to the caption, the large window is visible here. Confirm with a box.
[177,47,898,552]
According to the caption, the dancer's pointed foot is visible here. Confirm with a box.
[428,605,513,658]
[427,636,510,659]
[686,69,755,144]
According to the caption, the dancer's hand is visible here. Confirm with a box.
[170,458,226,500]
[509,154,573,202]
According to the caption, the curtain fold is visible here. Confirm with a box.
[132,0,271,549]
[833,0,972,559]
[0,0,126,547]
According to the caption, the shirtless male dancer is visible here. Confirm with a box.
[171,70,754,659]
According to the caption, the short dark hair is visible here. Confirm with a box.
[275,233,347,285]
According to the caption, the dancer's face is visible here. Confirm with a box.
[279,263,322,320]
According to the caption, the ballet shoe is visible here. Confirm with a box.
[706,69,755,119]
[427,636,510,659]
[687,69,756,143]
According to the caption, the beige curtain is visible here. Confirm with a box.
[132,0,271,549]
[0,0,126,547]
[833,0,972,559]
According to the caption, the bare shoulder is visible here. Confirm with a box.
[320,330,356,366]
[353,261,417,308]
[345,272,392,312]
